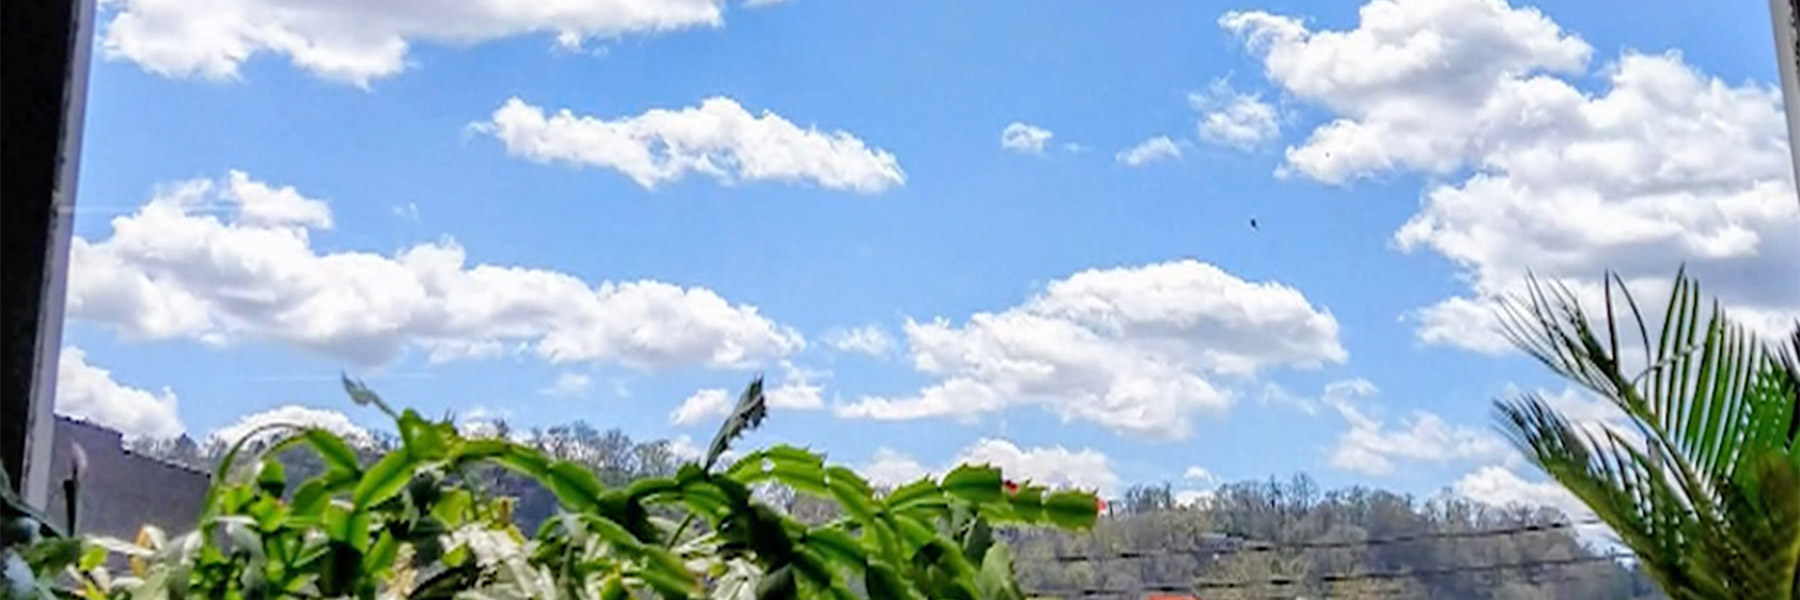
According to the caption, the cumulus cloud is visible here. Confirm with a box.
[861,439,1119,494]
[1183,466,1215,483]
[476,97,904,194]
[55,347,184,439]
[210,405,373,447]
[1455,465,1617,544]
[1115,136,1184,166]
[765,362,826,410]
[99,0,785,85]
[541,373,592,398]
[1222,0,1591,182]
[1325,379,1511,476]
[670,388,731,426]
[1224,0,1798,351]
[824,325,893,356]
[66,171,803,369]
[1000,122,1054,154]
[1189,80,1281,149]
[834,260,1344,438]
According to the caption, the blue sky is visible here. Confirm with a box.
[57,0,1797,511]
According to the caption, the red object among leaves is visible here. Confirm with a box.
[1003,479,1020,495]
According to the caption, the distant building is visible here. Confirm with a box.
[42,417,209,539]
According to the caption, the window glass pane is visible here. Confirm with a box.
[45,0,1800,596]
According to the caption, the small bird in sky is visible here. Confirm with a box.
[1249,217,1260,230]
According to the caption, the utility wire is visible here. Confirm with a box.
[1026,552,1631,597]
[1049,518,1609,563]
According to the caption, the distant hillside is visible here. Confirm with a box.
[1008,477,1663,600]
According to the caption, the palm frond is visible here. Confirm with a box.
[1495,270,1800,600]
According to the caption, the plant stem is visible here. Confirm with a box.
[666,513,697,550]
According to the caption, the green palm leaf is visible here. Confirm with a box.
[1494,270,1800,600]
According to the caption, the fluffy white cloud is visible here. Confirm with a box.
[55,347,184,439]
[1455,465,1617,544]
[824,325,894,356]
[67,171,803,369]
[475,97,904,194]
[1182,466,1215,483]
[861,438,1119,494]
[210,405,372,447]
[1000,122,1054,154]
[835,260,1345,438]
[99,0,785,85]
[1222,0,1591,182]
[670,388,731,426]
[861,448,931,487]
[1325,379,1511,476]
[667,434,706,461]
[1189,80,1281,149]
[1226,0,1798,351]
[541,373,592,398]
[1455,465,1583,516]
[1115,136,1184,166]
[766,362,826,410]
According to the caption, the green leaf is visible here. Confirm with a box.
[939,465,1002,505]
[726,451,768,481]
[959,517,993,563]
[974,543,1023,600]
[254,458,286,497]
[542,461,605,511]
[767,461,829,497]
[21,538,81,574]
[352,449,418,509]
[322,505,371,552]
[1001,485,1044,524]
[77,543,106,571]
[431,489,473,525]
[635,561,702,599]
[398,410,449,461]
[451,439,512,463]
[341,373,395,417]
[882,479,944,514]
[706,377,767,472]
[762,445,824,468]
[1041,490,1100,529]
[826,467,879,524]
[364,530,399,575]
[201,421,303,521]
[290,479,330,520]
[302,429,361,477]
[754,564,796,600]
[491,445,551,479]
[803,528,867,567]
[622,476,681,502]
[864,559,924,600]
[890,515,937,548]
[598,571,628,600]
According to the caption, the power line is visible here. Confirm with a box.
[1049,518,1609,563]
[1026,552,1631,597]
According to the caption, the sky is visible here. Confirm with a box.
[54,0,1797,523]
